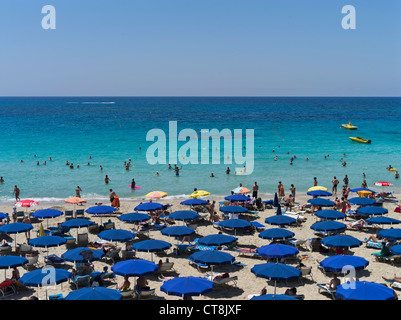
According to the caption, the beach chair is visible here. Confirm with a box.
[120,289,134,299]
[174,243,196,255]
[380,255,401,265]
[48,293,63,300]
[299,266,313,282]
[101,271,115,282]
[71,275,91,290]
[23,254,39,270]
[134,286,156,299]
[121,250,136,260]
[65,236,76,249]
[234,248,260,258]
[44,254,65,265]
[159,262,175,273]
[287,238,308,250]
[88,223,100,234]
[19,243,33,256]
[16,211,25,223]
[309,238,322,252]
[104,247,121,264]
[75,209,85,219]
[317,283,337,299]
[0,280,17,298]
[365,240,383,249]
[65,210,74,221]
[77,233,89,247]
[104,222,115,230]
[188,259,209,271]
[206,273,238,286]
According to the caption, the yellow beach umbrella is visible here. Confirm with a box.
[38,223,45,237]
[145,191,168,199]
[308,186,328,192]
[189,190,210,198]
[358,190,372,198]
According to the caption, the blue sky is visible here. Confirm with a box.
[0,0,400,96]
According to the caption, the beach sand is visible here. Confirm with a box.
[2,193,401,301]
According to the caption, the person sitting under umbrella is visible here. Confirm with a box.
[137,275,150,291]
[116,275,131,291]
[372,242,391,261]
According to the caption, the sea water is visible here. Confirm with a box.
[0,96,400,204]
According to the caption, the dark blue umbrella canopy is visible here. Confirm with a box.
[86,205,115,215]
[315,210,346,220]
[258,228,295,240]
[131,239,172,252]
[250,294,298,300]
[61,218,95,229]
[134,202,163,211]
[0,213,8,220]
[276,206,282,215]
[310,220,346,233]
[307,190,332,197]
[357,206,388,216]
[118,212,151,223]
[65,287,123,300]
[198,234,238,246]
[251,262,301,281]
[265,215,296,226]
[31,209,63,219]
[189,250,235,266]
[29,236,66,248]
[161,226,195,237]
[0,256,28,269]
[217,219,252,229]
[180,198,208,206]
[224,194,251,202]
[168,210,200,221]
[219,206,248,214]
[350,188,376,193]
[19,267,72,287]
[321,235,362,249]
[348,197,375,206]
[160,276,214,298]
[111,259,159,277]
[61,247,105,262]
[366,217,400,225]
[0,222,33,234]
[98,229,136,242]
[307,198,335,207]
[256,244,299,259]
[319,255,369,272]
[390,244,401,255]
[378,228,401,241]
[273,193,279,207]
[336,281,396,300]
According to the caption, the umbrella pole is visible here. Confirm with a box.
[274,280,277,295]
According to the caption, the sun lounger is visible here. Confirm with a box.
[48,293,63,300]
[287,238,308,250]
[71,275,91,290]
[234,248,260,258]
[377,254,401,265]
[77,233,89,247]
[120,289,134,299]
[0,280,17,298]
[175,243,196,255]
[134,285,156,299]
[188,258,209,271]
[205,273,238,286]
[365,240,383,249]
[159,262,175,273]
[44,254,65,265]
[75,209,85,219]
[299,266,313,282]
[121,250,136,260]
[23,254,39,270]
[317,283,336,299]
[65,210,74,221]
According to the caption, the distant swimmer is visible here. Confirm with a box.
[20,160,23,163]
[87,162,90,166]
[89,156,92,159]
[210,173,215,178]
[395,171,400,179]
[226,167,230,174]
[13,185,20,201]
[37,161,39,166]
[155,171,159,176]
[0,177,4,183]
[131,178,136,189]
[387,165,393,170]
[274,156,278,161]
[168,164,172,170]
[174,166,182,176]
[66,161,69,166]
[100,165,103,171]
[77,165,80,168]
[306,157,309,161]
[342,161,347,167]
[105,175,110,184]
[70,163,74,169]
[43,161,46,165]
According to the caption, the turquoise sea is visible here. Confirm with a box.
[0,97,400,204]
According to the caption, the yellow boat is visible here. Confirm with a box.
[349,137,371,144]
[341,122,358,130]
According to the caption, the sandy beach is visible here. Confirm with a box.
[2,191,401,301]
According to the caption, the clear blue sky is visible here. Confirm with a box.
[0,0,400,96]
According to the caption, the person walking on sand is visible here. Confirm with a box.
[109,189,116,204]
[13,185,20,201]
[75,186,82,198]
[332,176,339,194]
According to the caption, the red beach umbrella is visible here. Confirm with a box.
[373,181,393,187]
[15,199,39,207]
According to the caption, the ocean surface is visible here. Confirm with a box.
[0,96,400,205]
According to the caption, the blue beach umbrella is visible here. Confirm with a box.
[198,234,238,246]
[86,205,115,215]
[29,235,66,248]
[98,229,136,242]
[111,259,159,277]
[131,239,172,261]
[321,235,362,249]
[251,262,301,294]
[0,222,33,249]
[307,190,332,197]
[217,219,252,229]
[0,255,28,270]
[307,198,335,207]
[356,206,388,216]
[180,198,208,206]
[134,202,163,212]
[0,213,8,220]
[389,245,401,255]
[118,212,151,223]
[319,255,369,272]
[256,244,299,259]
[310,220,346,233]
[336,281,396,300]
[61,247,105,262]
[348,197,375,206]
[169,210,200,221]
[61,218,95,229]
[219,206,248,214]
[366,217,401,226]
[224,194,251,202]
[160,276,214,298]
[65,287,123,300]
[273,193,279,207]
[161,226,195,238]
[189,250,235,268]
[31,209,63,220]
[377,228,401,241]
[350,188,376,193]
[276,205,282,215]
[315,210,346,220]
[258,228,295,240]
[250,294,298,300]
[265,215,296,226]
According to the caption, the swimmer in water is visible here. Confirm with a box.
[174,166,182,176]
[105,175,110,184]
[226,167,230,174]
[155,171,159,176]
[210,173,215,178]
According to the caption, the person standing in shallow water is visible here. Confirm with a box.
[13,185,20,201]
[105,175,110,184]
